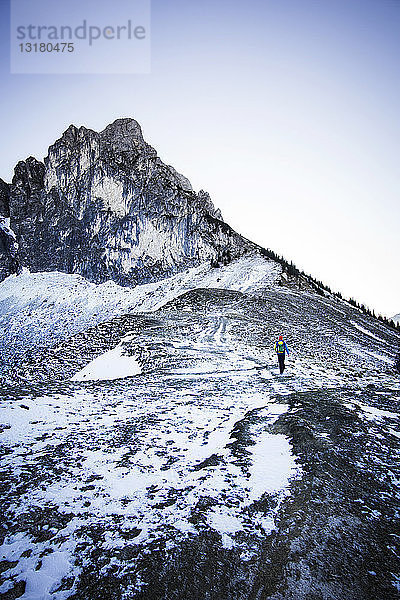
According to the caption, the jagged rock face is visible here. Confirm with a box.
[0,218,19,281]
[5,118,253,285]
[0,179,19,280]
[0,178,10,216]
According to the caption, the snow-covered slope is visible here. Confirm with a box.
[393,313,400,325]
[0,253,281,357]
[0,263,399,600]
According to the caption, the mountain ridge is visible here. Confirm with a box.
[0,117,398,336]
[0,117,255,286]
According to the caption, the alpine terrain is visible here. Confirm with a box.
[0,119,399,600]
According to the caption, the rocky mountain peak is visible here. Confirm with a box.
[12,157,45,195]
[99,118,145,145]
[46,119,148,166]
[0,118,256,286]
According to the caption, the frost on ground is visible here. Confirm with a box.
[0,255,399,599]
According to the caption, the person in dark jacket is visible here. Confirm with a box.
[275,335,290,374]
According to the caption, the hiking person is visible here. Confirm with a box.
[275,335,289,374]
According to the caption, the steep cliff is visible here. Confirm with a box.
[0,178,20,280]
[0,178,9,216]
[3,118,256,285]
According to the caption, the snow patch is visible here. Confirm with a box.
[247,432,298,500]
[23,551,72,600]
[0,217,17,240]
[207,506,244,535]
[350,321,384,342]
[71,345,141,381]
[356,403,398,421]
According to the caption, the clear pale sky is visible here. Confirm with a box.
[0,0,399,317]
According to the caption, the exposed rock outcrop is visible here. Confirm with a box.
[3,118,255,285]
[0,179,19,280]
[0,178,9,216]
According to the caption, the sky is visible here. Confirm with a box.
[0,0,399,317]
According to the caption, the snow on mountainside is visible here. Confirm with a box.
[394,313,400,324]
[0,254,280,364]
[0,252,399,599]
[0,116,399,599]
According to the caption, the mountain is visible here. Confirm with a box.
[0,119,399,600]
[0,118,255,286]
[394,313,400,325]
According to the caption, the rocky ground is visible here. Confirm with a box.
[0,260,399,599]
